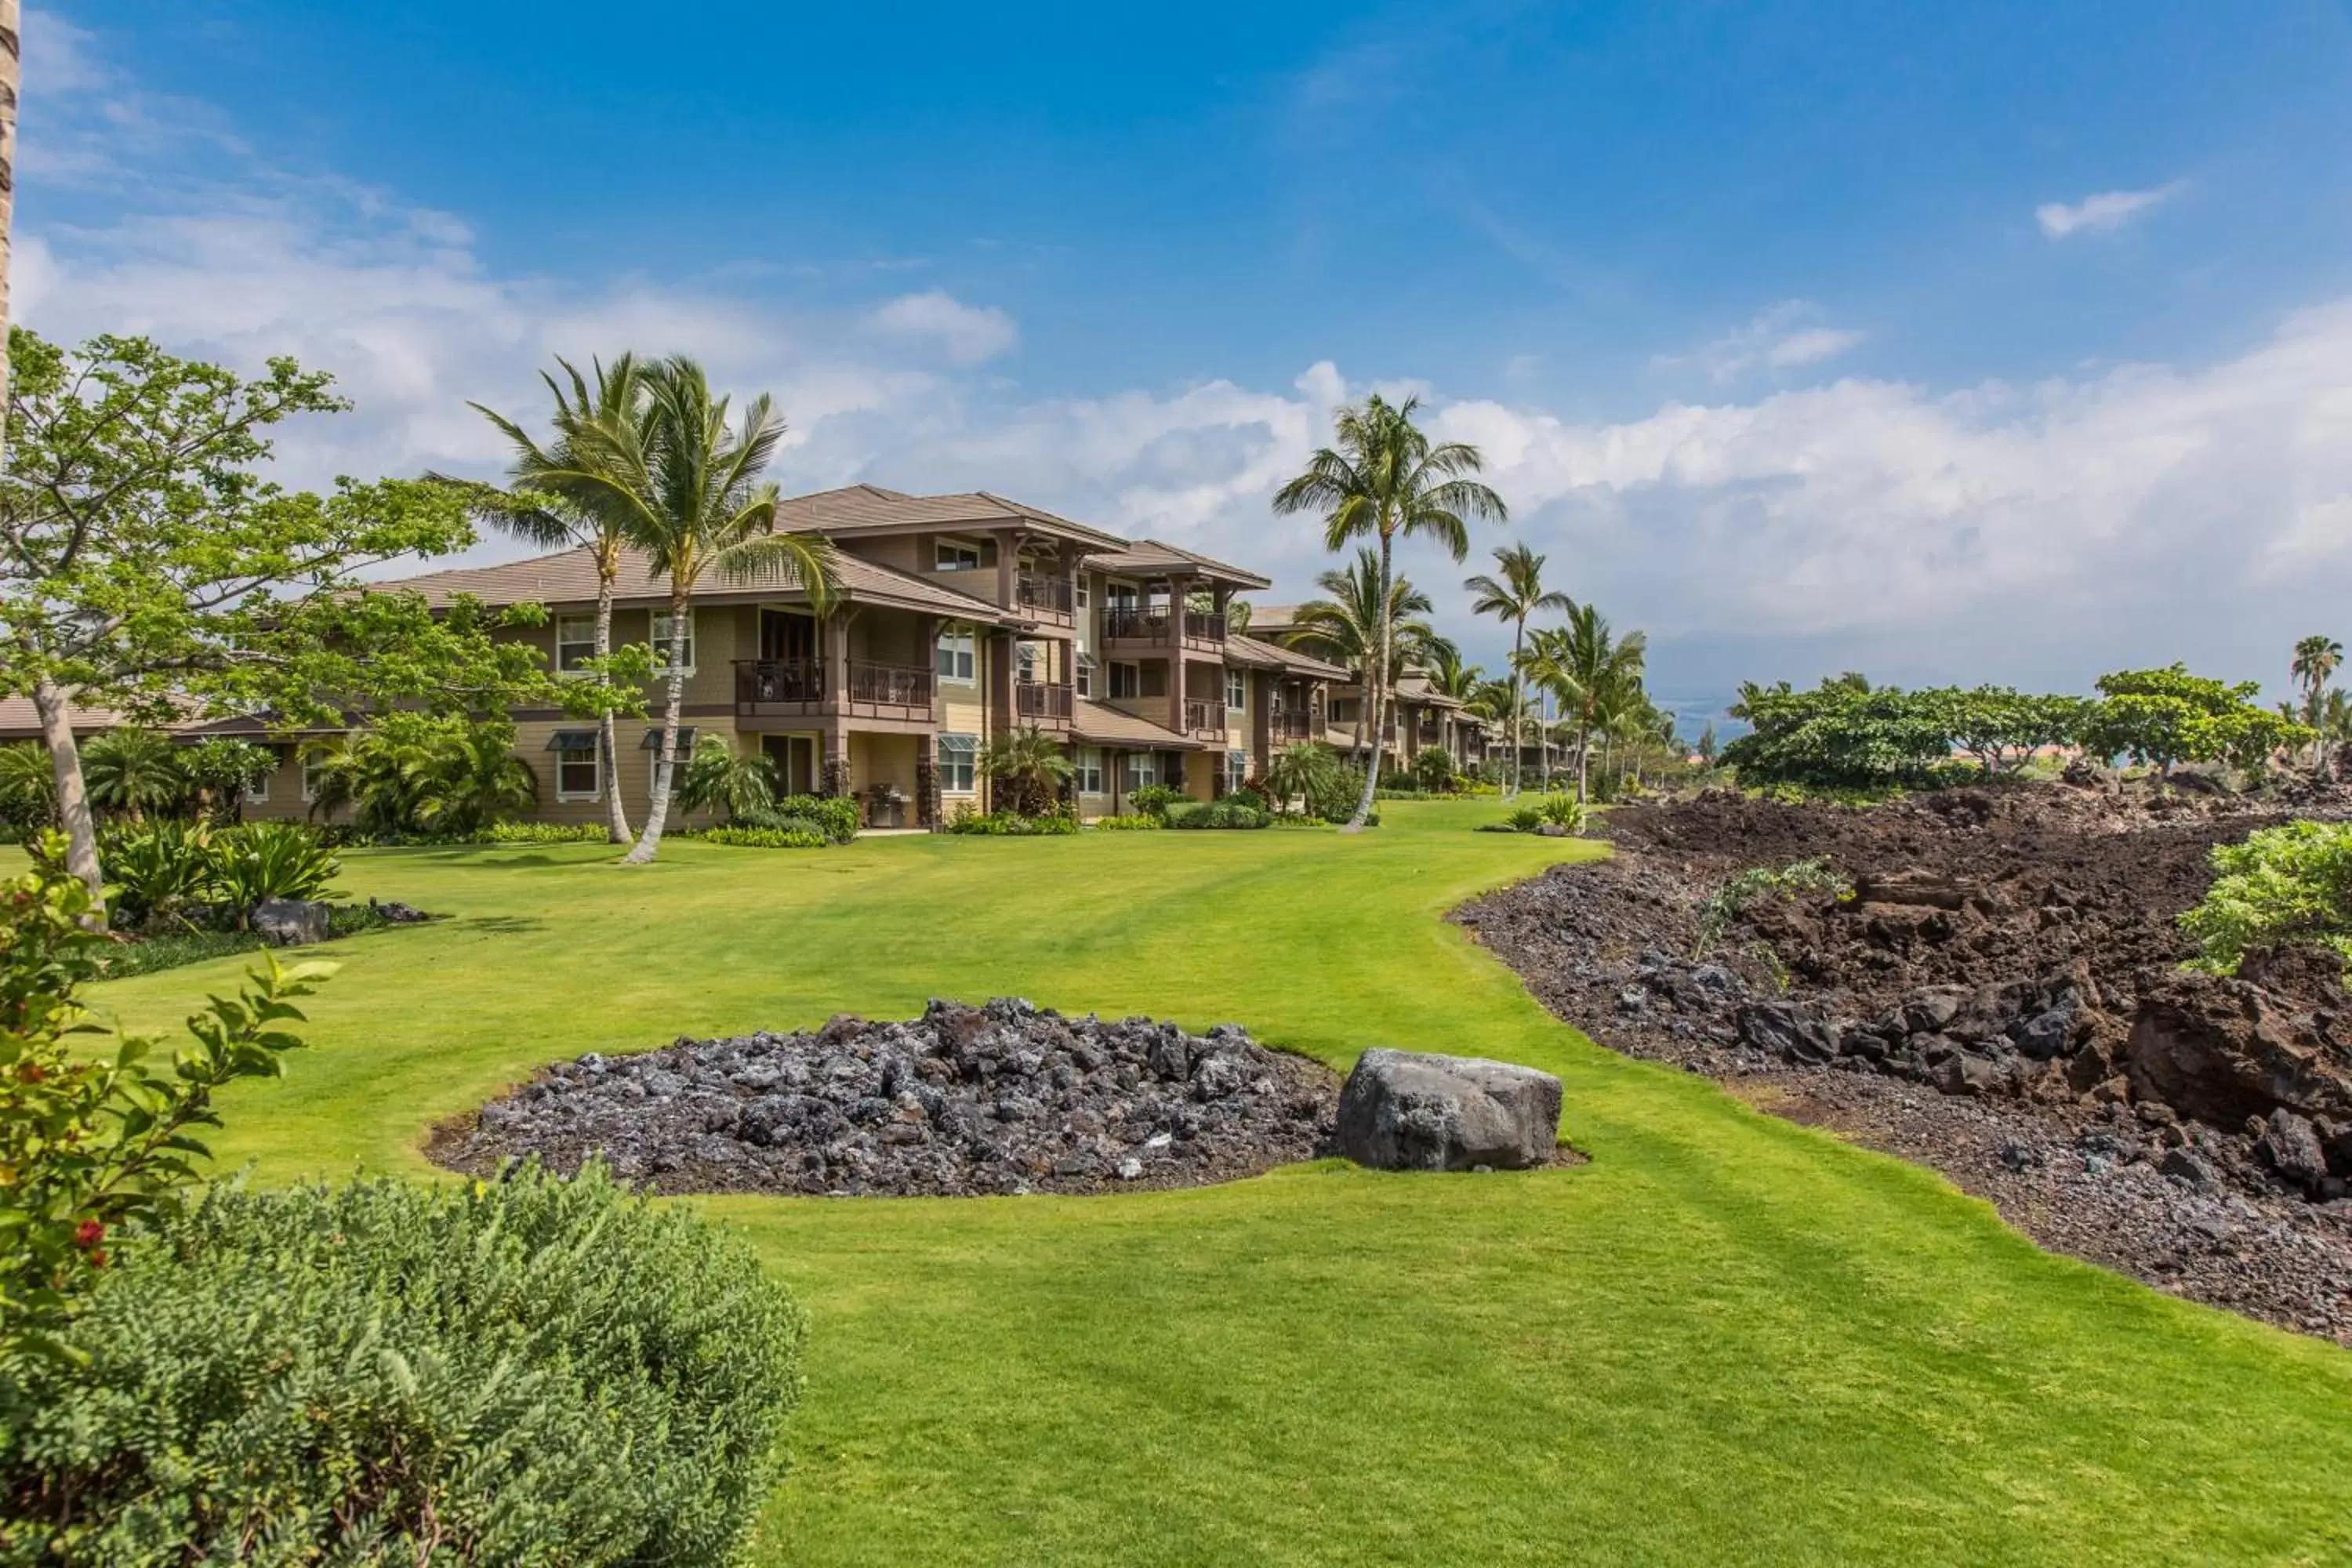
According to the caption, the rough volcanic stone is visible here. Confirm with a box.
[1336,1048,1563,1171]
[252,898,331,947]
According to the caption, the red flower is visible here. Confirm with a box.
[74,1219,105,1250]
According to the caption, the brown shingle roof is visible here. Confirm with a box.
[768,485,1131,550]
[0,695,124,739]
[1224,633,1350,681]
[1072,699,1203,751]
[1088,539,1272,590]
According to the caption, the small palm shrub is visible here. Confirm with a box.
[1411,745,1457,793]
[2180,819,2352,974]
[211,821,341,927]
[1504,802,1544,832]
[306,717,537,837]
[677,734,777,822]
[1537,792,1584,829]
[0,741,57,833]
[982,726,1076,819]
[80,728,186,820]
[0,1163,807,1566]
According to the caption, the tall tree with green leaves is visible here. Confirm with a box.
[1521,601,1648,804]
[1291,549,1436,764]
[2293,634,2343,775]
[466,355,659,847]
[517,355,835,864]
[1274,394,1506,829]
[1464,542,1570,797]
[0,330,547,916]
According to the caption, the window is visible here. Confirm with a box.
[639,726,699,754]
[649,610,695,673]
[1075,652,1097,698]
[1017,642,1038,682]
[1229,750,1248,789]
[1331,697,1359,724]
[549,729,601,800]
[1126,751,1157,789]
[935,540,982,572]
[555,615,597,674]
[1108,661,1142,699]
[1074,577,1091,610]
[1226,669,1246,712]
[244,767,270,805]
[1140,662,1167,699]
[936,630,977,683]
[938,732,978,793]
[1076,746,1105,793]
[300,753,325,804]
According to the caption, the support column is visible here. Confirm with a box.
[822,612,851,799]
[1165,572,1192,736]
[914,732,940,829]
[994,527,1021,612]
[1251,668,1272,771]
[988,629,1016,741]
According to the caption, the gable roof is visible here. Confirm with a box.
[1072,699,1203,752]
[1088,539,1272,590]
[768,485,1131,551]
[1224,633,1351,681]
[365,543,1025,626]
[0,695,125,739]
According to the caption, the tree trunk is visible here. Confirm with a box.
[1507,619,1525,799]
[1344,535,1389,833]
[1539,691,1553,790]
[0,0,16,438]
[622,590,691,864]
[1575,717,1592,804]
[33,678,103,921]
[593,574,633,845]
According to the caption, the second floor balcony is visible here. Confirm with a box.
[1014,679,1076,729]
[1182,699,1229,737]
[1102,606,1229,652]
[1270,706,1317,742]
[1015,572,1075,623]
[735,658,935,724]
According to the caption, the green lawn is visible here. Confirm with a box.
[87,803,2352,1565]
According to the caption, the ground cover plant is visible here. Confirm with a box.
[67,800,2352,1565]
[2180,818,2352,973]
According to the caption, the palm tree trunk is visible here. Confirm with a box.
[1575,711,1591,804]
[0,0,17,459]
[623,590,691,865]
[1508,619,1525,799]
[33,677,103,922]
[593,576,633,845]
[1345,535,1391,832]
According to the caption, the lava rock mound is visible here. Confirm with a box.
[432,997,1338,1197]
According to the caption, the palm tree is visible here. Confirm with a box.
[1521,602,1648,804]
[1422,640,1479,701]
[1274,393,1506,829]
[677,734,778,822]
[2292,635,2342,719]
[0,739,53,826]
[1225,600,1254,637]
[0,0,19,471]
[1263,741,1345,818]
[1290,550,1435,765]
[2318,688,2352,782]
[982,725,1076,818]
[1465,543,1570,798]
[80,728,184,821]
[415,722,539,834]
[524,355,835,865]
[467,354,653,847]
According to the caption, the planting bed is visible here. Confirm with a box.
[432,996,1337,1196]
[1463,780,2352,1342]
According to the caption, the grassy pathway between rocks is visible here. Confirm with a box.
[85,803,2352,1565]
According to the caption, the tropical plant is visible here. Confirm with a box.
[2180,820,2352,975]
[1090,814,1162,831]
[1537,791,1583,829]
[466,354,662,847]
[210,822,341,927]
[178,738,275,823]
[1520,602,1647,803]
[742,793,859,844]
[1411,744,1457,793]
[982,724,1077,818]
[504,355,835,865]
[0,739,53,829]
[697,822,829,849]
[0,846,333,1358]
[1261,742,1342,818]
[1292,549,1436,761]
[1465,542,1570,797]
[1168,801,1270,829]
[1696,858,1853,955]
[942,807,1079,836]
[677,733,778,822]
[2083,665,2309,779]
[1274,392,1507,829]
[1127,784,1188,822]
[78,728,183,821]
[3,1163,806,1563]
[412,719,539,833]
[100,819,217,929]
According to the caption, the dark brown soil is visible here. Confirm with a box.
[1461,780,2352,1344]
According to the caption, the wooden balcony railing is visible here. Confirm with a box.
[848,659,934,707]
[1102,608,1166,641]
[1271,707,1316,741]
[735,659,933,710]
[1017,573,1074,615]
[1182,609,1228,643]
[1183,700,1228,735]
[1015,681,1075,720]
[735,658,825,706]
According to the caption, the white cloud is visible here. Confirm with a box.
[2035,181,2187,239]
[866,289,1018,365]
[1662,301,1864,384]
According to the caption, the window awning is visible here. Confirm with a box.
[546,729,597,752]
[641,727,699,750]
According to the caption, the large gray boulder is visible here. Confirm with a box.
[252,898,332,947]
[1338,1048,1563,1171]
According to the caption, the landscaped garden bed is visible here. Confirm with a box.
[1462,779,2352,1343]
[432,997,1338,1196]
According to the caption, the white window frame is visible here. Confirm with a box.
[244,769,270,805]
[936,629,977,684]
[1225,669,1246,712]
[1127,751,1157,789]
[1109,661,1142,699]
[300,753,325,804]
[1076,746,1105,794]
[554,738,602,802]
[938,732,978,793]
[1074,577,1091,610]
[1229,750,1248,788]
[1017,642,1038,682]
[555,613,597,676]
[1075,652,1097,698]
[649,609,696,676]
[935,540,982,573]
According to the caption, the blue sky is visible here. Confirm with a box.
[24,2,2352,722]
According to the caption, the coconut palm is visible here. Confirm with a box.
[1263,741,1347,819]
[1274,393,1506,830]
[2292,635,2342,719]
[1520,602,1648,804]
[467,354,653,847]
[1290,550,1436,764]
[982,724,1076,818]
[80,728,185,821]
[1465,543,1570,797]
[1225,600,1254,637]
[1422,640,1479,701]
[414,722,539,834]
[524,355,835,864]
[676,734,778,823]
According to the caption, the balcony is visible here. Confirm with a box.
[1271,707,1316,742]
[1182,699,1229,737]
[735,659,935,723]
[1102,606,1228,654]
[1014,680,1076,729]
[1016,572,1075,623]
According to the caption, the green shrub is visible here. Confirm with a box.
[1127,785,1186,822]
[1411,745,1457,793]
[744,794,859,843]
[0,1163,806,1566]
[1696,858,1853,955]
[211,820,340,925]
[1504,803,1544,833]
[99,818,219,927]
[483,821,611,844]
[1090,814,1163,831]
[698,823,830,849]
[1223,785,1268,812]
[942,808,1079,837]
[1537,792,1584,829]
[1169,801,1270,830]
[2179,820,2352,975]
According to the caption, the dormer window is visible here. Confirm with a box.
[935,540,982,572]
